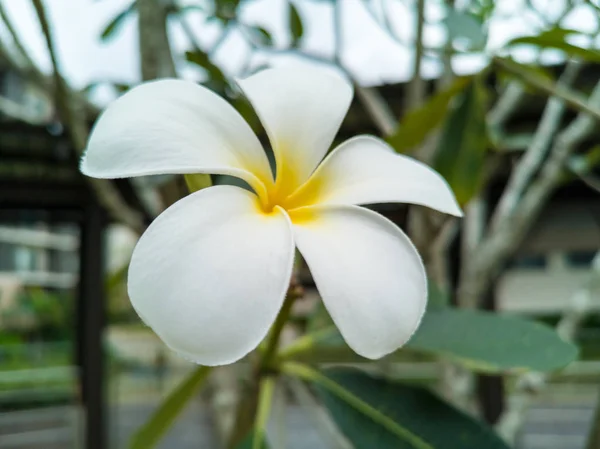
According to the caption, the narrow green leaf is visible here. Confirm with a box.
[507,28,600,62]
[185,50,228,92]
[176,5,206,14]
[408,308,579,372]
[184,173,212,193]
[283,363,434,449]
[129,366,211,449]
[294,366,510,449]
[289,3,304,45]
[100,1,136,41]
[387,77,472,154]
[433,77,489,205]
[236,432,269,449]
[248,25,274,46]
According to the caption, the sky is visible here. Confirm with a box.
[0,0,598,103]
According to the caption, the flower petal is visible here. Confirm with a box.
[236,67,353,195]
[81,79,274,199]
[291,205,427,359]
[128,185,294,366]
[286,135,462,216]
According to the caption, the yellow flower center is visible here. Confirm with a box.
[255,158,323,220]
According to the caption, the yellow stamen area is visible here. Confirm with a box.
[256,163,324,220]
[253,144,328,223]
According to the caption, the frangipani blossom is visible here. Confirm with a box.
[81,67,461,366]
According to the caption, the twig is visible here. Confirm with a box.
[489,61,581,231]
[496,253,600,444]
[458,78,600,309]
[31,0,145,233]
[408,0,426,109]
[0,1,44,84]
[355,85,397,136]
[487,83,524,129]
[494,58,600,121]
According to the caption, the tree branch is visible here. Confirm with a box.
[31,0,145,233]
[0,1,45,84]
[489,61,581,231]
[458,78,600,309]
[355,85,397,136]
[487,83,524,129]
[137,0,177,80]
[408,0,426,108]
[494,58,600,121]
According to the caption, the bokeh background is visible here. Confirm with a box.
[1,0,600,448]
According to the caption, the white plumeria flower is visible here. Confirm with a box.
[81,67,461,366]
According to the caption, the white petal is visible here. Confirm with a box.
[286,135,462,216]
[237,67,353,194]
[82,79,273,198]
[128,185,294,366]
[291,205,427,359]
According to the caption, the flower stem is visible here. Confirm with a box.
[252,376,276,449]
[261,291,298,369]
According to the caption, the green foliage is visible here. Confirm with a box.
[100,1,136,41]
[409,308,579,372]
[387,77,472,154]
[185,50,229,92]
[214,0,241,22]
[433,77,489,206]
[289,3,304,46]
[247,25,274,46]
[176,5,206,15]
[291,365,509,449]
[129,366,212,449]
[507,27,600,62]
[184,173,212,193]
[283,303,578,373]
[425,279,449,311]
[236,432,269,449]
[1,289,74,340]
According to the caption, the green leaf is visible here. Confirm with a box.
[283,308,578,373]
[185,50,228,92]
[408,308,579,372]
[445,10,486,50]
[100,1,136,41]
[176,5,206,15]
[236,432,269,449]
[425,280,449,311]
[214,0,241,22]
[248,25,274,46]
[507,28,600,62]
[289,3,304,46]
[129,366,211,449]
[184,174,212,193]
[286,364,508,449]
[387,77,472,153]
[433,77,489,205]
